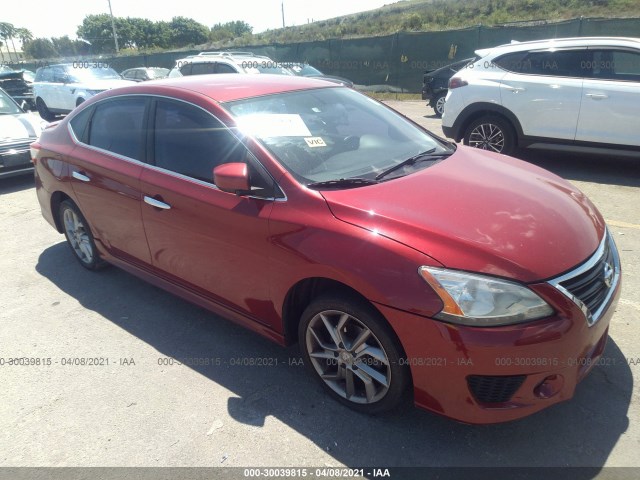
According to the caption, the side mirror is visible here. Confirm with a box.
[214,163,250,194]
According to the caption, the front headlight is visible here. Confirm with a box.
[419,266,554,327]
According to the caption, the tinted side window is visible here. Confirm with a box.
[216,63,238,74]
[35,67,53,82]
[190,62,217,75]
[495,50,587,77]
[153,100,276,196]
[588,50,640,81]
[87,98,147,160]
[69,106,94,143]
[52,66,68,83]
[493,52,530,73]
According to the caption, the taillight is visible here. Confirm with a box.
[30,142,41,164]
[449,77,468,89]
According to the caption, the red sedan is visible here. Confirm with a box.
[32,75,621,423]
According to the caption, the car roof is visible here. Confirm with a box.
[476,36,640,56]
[116,73,339,103]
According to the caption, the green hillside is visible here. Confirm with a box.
[239,0,640,45]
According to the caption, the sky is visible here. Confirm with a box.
[3,0,396,45]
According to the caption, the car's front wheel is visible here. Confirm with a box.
[59,200,107,270]
[36,97,55,121]
[463,115,516,155]
[298,293,409,414]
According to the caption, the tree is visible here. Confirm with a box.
[77,14,119,53]
[0,22,17,62]
[16,28,33,49]
[210,21,253,42]
[51,36,86,57]
[23,38,57,59]
[169,16,209,47]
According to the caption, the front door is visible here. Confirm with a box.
[139,98,277,322]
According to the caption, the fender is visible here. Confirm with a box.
[446,102,524,143]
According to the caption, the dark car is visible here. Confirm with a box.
[0,87,44,178]
[422,58,474,117]
[33,75,620,423]
[121,67,170,82]
[0,66,35,111]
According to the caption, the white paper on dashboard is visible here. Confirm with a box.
[236,114,312,138]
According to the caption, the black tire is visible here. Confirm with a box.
[298,292,410,414]
[59,200,107,271]
[36,97,55,121]
[432,93,446,118]
[463,115,516,155]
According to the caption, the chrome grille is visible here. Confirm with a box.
[549,230,620,326]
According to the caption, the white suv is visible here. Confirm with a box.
[33,63,134,120]
[442,37,640,155]
[168,51,294,77]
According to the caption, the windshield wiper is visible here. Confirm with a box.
[375,148,450,181]
[307,177,379,189]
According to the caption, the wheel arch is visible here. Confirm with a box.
[451,103,524,144]
[50,191,73,233]
[281,277,408,361]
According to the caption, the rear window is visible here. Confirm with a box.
[87,98,147,160]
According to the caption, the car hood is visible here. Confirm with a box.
[0,113,42,142]
[320,147,604,282]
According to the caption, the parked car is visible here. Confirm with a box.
[121,67,170,82]
[0,87,44,178]
[442,37,640,155]
[286,63,354,87]
[33,63,135,121]
[0,67,35,111]
[32,75,620,424]
[168,51,286,77]
[421,58,474,117]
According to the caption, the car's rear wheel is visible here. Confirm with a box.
[463,115,516,155]
[433,93,446,118]
[298,293,409,414]
[59,200,107,271]
[36,97,55,121]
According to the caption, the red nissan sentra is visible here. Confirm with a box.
[32,75,621,424]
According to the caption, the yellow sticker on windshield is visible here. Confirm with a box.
[304,137,327,148]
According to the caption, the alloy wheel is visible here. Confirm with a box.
[467,123,505,152]
[305,309,391,404]
[63,207,94,264]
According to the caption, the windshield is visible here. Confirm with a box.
[289,64,323,76]
[0,89,22,114]
[68,67,121,82]
[224,87,452,185]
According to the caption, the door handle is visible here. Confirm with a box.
[72,171,90,182]
[585,93,608,100]
[503,85,525,93]
[144,196,171,210]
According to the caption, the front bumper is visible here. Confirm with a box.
[0,142,33,178]
[378,272,621,424]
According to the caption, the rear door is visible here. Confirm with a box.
[497,49,587,140]
[68,97,151,264]
[576,48,640,147]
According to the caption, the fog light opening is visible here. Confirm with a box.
[533,374,564,399]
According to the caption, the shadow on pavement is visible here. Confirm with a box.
[513,149,640,188]
[0,174,35,195]
[36,242,633,475]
